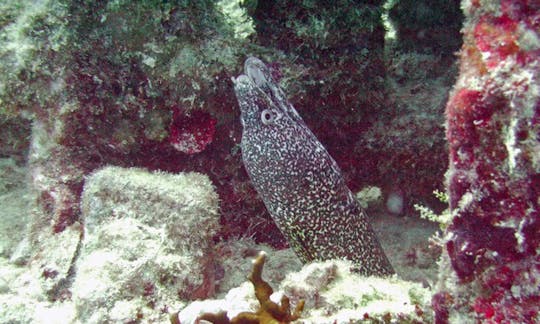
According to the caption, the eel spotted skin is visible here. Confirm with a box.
[232,57,394,276]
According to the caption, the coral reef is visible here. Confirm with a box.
[0,1,504,322]
[280,260,432,323]
[435,0,540,322]
[0,166,220,323]
[370,50,456,213]
[0,172,439,324]
[0,0,461,253]
[251,0,460,215]
[355,186,384,210]
[0,0,285,250]
[0,0,254,251]
[177,253,432,324]
[81,166,219,252]
[0,160,78,323]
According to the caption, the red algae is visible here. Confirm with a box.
[474,15,519,67]
[473,258,540,322]
[436,0,540,322]
[169,108,217,154]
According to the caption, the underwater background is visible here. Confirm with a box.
[0,0,538,323]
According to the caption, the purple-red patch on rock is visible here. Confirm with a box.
[169,108,217,154]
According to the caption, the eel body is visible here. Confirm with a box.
[232,57,394,276]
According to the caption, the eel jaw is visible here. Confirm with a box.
[245,57,271,88]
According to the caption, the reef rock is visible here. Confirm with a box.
[435,0,540,322]
[178,256,432,324]
[73,166,219,323]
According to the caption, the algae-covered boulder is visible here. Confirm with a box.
[80,166,219,253]
[178,255,432,324]
[279,260,432,323]
[74,166,219,323]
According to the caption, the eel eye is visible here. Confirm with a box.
[261,109,280,125]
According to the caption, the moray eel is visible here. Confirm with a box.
[232,57,394,276]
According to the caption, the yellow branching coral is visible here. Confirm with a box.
[197,251,304,324]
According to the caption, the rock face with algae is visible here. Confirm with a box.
[0,3,237,306]
[72,166,219,323]
[81,166,219,257]
[434,0,540,322]
[0,165,221,323]
[0,0,250,276]
[0,0,461,253]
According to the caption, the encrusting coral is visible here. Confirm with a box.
[180,251,305,324]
